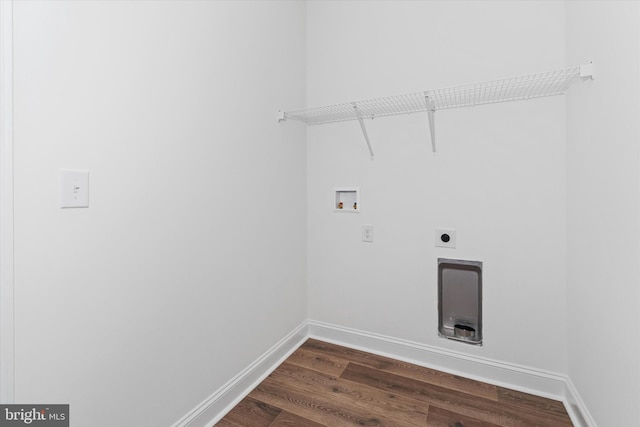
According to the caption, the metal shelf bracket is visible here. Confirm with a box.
[353,104,374,159]
[425,94,436,153]
[580,61,595,79]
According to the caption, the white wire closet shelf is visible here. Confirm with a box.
[279,63,594,158]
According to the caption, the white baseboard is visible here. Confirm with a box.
[564,377,597,427]
[173,319,594,427]
[171,321,308,427]
[307,320,594,427]
[307,320,567,399]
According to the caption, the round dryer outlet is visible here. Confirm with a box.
[435,228,456,248]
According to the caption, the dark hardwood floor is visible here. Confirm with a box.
[215,339,573,426]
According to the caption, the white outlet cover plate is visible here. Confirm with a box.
[60,169,89,208]
[362,224,374,242]
[435,228,456,248]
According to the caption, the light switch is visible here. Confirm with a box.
[60,169,89,208]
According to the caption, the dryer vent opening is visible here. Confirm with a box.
[438,258,483,345]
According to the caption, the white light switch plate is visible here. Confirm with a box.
[60,169,89,208]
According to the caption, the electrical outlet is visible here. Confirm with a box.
[362,225,374,243]
[435,228,456,248]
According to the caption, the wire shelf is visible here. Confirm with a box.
[283,65,589,125]
[429,66,582,111]
[280,63,593,156]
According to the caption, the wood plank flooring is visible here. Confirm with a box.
[215,339,573,427]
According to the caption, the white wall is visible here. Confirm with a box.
[566,2,640,425]
[306,1,569,374]
[12,2,306,426]
[10,2,640,426]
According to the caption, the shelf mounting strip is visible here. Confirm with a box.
[278,63,594,158]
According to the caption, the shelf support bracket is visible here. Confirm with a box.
[353,104,374,159]
[425,94,436,153]
[580,61,595,79]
